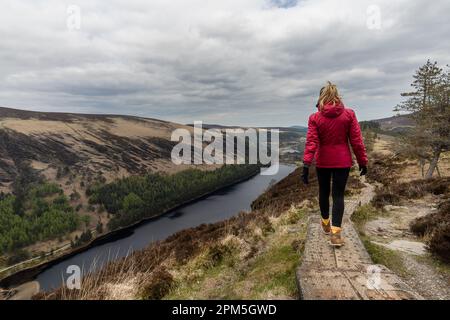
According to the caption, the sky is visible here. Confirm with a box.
[0,0,449,126]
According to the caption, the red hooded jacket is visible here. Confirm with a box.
[303,103,368,168]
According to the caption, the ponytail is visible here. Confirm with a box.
[317,81,342,111]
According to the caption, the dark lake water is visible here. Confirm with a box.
[36,164,295,291]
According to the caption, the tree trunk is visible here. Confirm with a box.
[425,150,441,179]
[436,164,441,177]
[419,159,425,178]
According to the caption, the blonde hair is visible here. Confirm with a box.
[317,81,342,111]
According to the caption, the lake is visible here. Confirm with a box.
[36,164,295,291]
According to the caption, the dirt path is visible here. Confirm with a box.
[296,182,423,300]
[373,134,396,156]
[363,201,450,300]
[401,253,450,300]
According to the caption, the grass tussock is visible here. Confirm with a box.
[368,150,449,210]
[139,267,174,300]
[34,253,150,300]
[410,198,450,263]
[366,153,403,185]
[372,177,449,209]
[351,204,389,232]
[202,242,237,269]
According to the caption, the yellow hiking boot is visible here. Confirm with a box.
[330,227,344,247]
[321,218,331,235]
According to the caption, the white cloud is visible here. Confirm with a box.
[0,0,449,126]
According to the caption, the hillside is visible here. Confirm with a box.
[366,113,414,135]
[0,107,196,195]
[0,107,258,278]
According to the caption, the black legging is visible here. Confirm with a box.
[316,168,350,228]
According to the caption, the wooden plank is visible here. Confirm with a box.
[301,220,336,268]
[297,269,361,300]
[334,224,372,269]
[345,270,423,300]
[296,183,422,300]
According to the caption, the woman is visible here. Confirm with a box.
[301,81,368,247]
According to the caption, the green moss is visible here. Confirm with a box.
[166,231,304,300]
[247,244,299,298]
[362,238,408,277]
[284,208,306,225]
[203,243,236,269]
[165,255,233,300]
[351,204,389,230]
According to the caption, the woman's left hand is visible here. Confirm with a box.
[359,165,367,176]
[301,165,309,185]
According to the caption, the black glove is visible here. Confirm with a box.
[301,165,309,185]
[359,165,367,176]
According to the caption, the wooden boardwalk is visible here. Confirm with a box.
[296,183,422,300]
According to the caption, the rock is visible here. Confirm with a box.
[383,205,409,211]
[375,240,427,256]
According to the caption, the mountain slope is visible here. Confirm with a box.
[0,107,194,194]
[371,113,414,132]
[0,107,205,272]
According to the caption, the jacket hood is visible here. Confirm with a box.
[319,102,345,118]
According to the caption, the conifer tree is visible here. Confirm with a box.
[396,60,450,178]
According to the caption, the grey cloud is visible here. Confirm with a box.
[269,0,299,9]
[0,0,448,126]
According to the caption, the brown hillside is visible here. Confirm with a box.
[0,107,194,193]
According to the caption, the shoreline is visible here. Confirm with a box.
[0,167,265,291]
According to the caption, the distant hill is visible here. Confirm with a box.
[0,107,195,194]
[289,125,308,132]
[371,113,414,131]
[187,123,307,132]
[186,123,307,164]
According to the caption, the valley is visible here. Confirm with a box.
[0,107,308,296]
[0,107,291,282]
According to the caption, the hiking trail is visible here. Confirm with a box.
[296,182,423,300]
